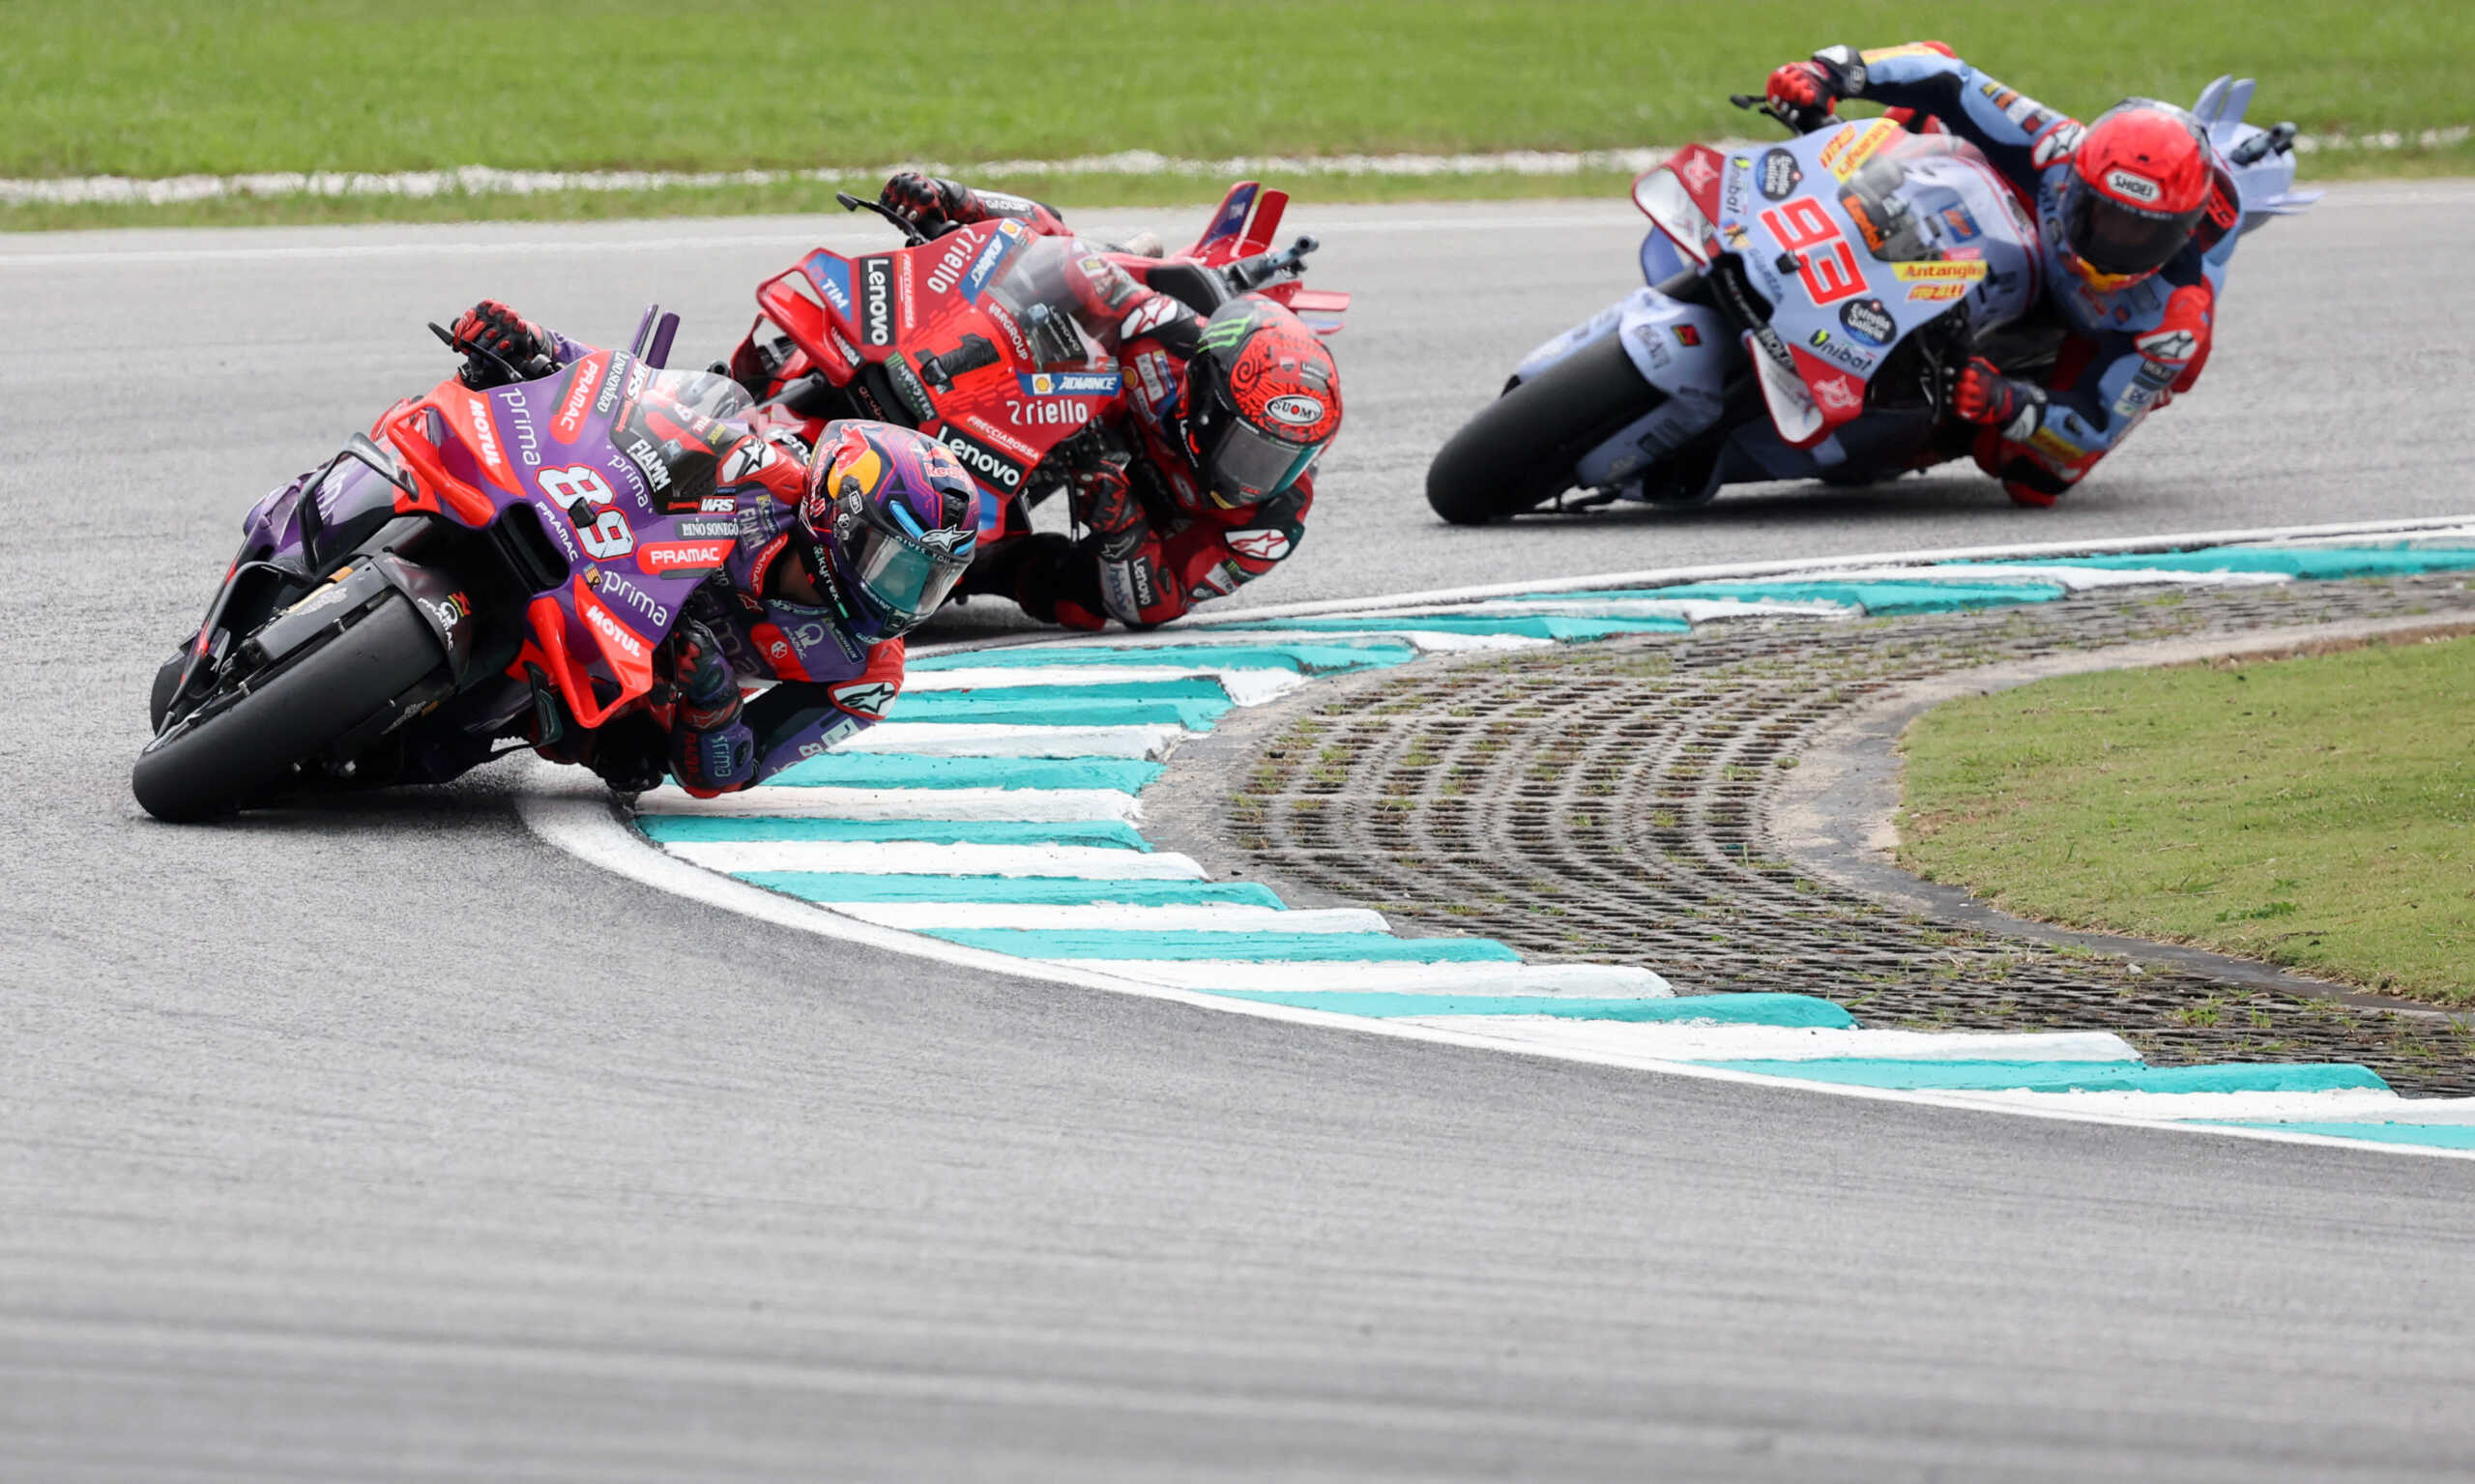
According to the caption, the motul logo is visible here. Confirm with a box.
[580,594,646,660]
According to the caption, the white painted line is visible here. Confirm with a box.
[1193,628,1554,654]
[906,664,1309,706]
[660,839,1205,879]
[1052,960,1674,994]
[1177,514,2475,626]
[1393,1020,2140,1063]
[1737,562,2292,593]
[518,764,2475,1161]
[833,902,1390,933]
[835,721,1187,759]
[1372,597,1854,622]
[636,784,1138,823]
[1931,1088,2411,1121]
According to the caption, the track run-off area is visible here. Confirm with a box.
[7,189,2475,1478]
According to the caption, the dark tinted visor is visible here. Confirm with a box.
[2063,174,2201,276]
[850,522,971,634]
[1206,421,1320,507]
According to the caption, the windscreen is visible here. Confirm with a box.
[1837,134,2006,264]
[983,237,1134,369]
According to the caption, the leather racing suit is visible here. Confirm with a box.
[886,178,1316,630]
[1817,44,2235,504]
[458,309,907,794]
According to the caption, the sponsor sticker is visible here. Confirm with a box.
[1893,260,1989,283]
[2105,168,2162,203]
[1019,370,1121,397]
[675,518,737,539]
[1818,119,1899,181]
[1264,394,1325,428]
[936,426,1026,491]
[858,254,896,346]
[634,538,732,576]
[1757,148,1802,201]
[830,679,898,720]
[1839,297,1896,347]
[552,356,604,443]
[1673,323,1702,348]
[1225,528,1293,562]
[802,249,853,314]
[594,351,632,419]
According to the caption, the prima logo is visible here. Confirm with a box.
[504,394,541,467]
[590,569,670,628]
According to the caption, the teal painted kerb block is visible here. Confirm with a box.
[1695,1059,2385,1092]
[740,874,1286,908]
[1239,614,1688,640]
[909,642,1415,675]
[919,928,1523,962]
[889,694,1232,730]
[2198,1120,2475,1149]
[1643,580,2066,614]
[763,754,1164,793]
[2003,547,2475,580]
[640,816,1150,850]
[1208,990,1853,1026]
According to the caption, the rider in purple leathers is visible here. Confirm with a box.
[1768,42,2235,506]
[447,301,978,796]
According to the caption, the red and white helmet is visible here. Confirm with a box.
[2056,100,2216,290]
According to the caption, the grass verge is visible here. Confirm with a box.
[1898,634,2475,1006]
[2,0,2468,229]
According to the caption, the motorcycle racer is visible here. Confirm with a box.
[445,301,977,794]
[869,173,1344,630]
[1765,44,2235,506]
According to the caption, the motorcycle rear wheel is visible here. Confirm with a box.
[1424,332,1665,526]
[131,594,446,823]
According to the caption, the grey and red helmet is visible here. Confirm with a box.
[799,421,979,642]
[1178,297,1343,508]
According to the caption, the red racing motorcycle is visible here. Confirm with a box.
[723,182,1349,540]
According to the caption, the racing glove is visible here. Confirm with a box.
[664,619,756,796]
[1765,45,1867,125]
[881,171,971,234]
[1072,457,1145,555]
[1953,358,2048,441]
[450,300,557,387]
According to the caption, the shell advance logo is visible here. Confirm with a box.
[1018,371,1121,397]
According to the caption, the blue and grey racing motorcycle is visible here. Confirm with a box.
[1425,77,2314,524]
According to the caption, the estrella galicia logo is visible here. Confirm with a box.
[1839,297,1896,348]
[935,426,1024,491]
[804,250,854,315]
[858,254,895,347]
[961,231,1014,303]
[1758,148,1803,201]
[1018,371,1121,397]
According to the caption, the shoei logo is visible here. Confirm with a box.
[1264,394,1325,428]
[2104,168,2162,203]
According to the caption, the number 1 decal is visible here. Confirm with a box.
[1760,198,1867,307]
[538,464,634,559]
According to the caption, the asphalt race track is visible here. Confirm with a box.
[6,189,2475,1479]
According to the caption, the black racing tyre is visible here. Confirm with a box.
[131,594,445,823]
[1424,332,1665,525]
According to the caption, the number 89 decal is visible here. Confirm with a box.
[538,465,634,559]
[1759,198,1867,307]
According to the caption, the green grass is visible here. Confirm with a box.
[2,0,2468,227]
[1898,636,2475,1006]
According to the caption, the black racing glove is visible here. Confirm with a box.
[449,299,558,388]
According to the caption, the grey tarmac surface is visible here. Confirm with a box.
[5,190,2473,1479]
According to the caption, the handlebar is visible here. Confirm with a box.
[836,189,934,247]
[1224,234,1321,294]
[1731,91,1833,137]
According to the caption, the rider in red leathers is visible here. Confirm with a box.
[875,172,1344,629]
[1767,44,2237,506]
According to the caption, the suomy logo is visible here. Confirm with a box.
[1264,394,1325,428]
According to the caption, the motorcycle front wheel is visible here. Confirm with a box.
[1423,332,1666,526]
[131,593,446,823]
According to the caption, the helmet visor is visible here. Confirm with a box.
[848,521,971,635]
[1205,421,1320,507]
[2063,174,2201,277]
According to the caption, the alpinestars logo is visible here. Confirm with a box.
[1226,528,1292,562]
[859,254,895,346]
[830,679,898,719]
[2136,328,2198,364]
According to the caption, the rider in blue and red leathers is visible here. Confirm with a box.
[445,301,977,796]
[1768,42,2236,506]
